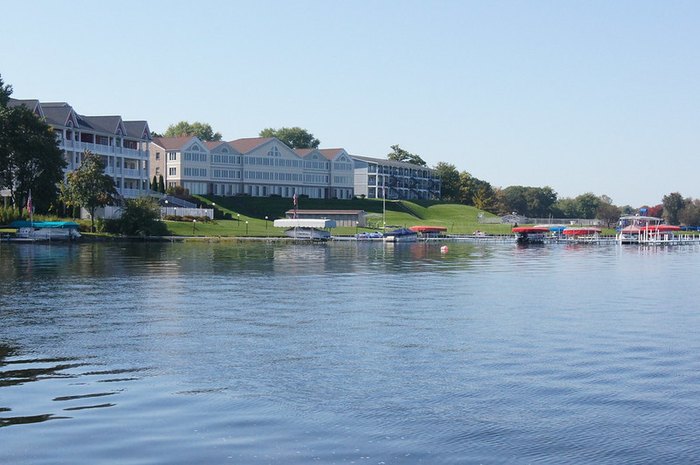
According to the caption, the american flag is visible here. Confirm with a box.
[293,193,298,218]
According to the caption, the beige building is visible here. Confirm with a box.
[150,136,355,200]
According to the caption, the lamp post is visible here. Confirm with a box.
[245,220,249,236]
[174,207,177,220]
[211,202,215,220]
[265,216,268,230]
[237,213,240,228]
[355,221,359,236]
[192,219,196,235]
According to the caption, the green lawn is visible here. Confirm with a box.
[6,196,626,238]
[185,195,515,236]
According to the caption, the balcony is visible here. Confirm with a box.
[119,188,145,199]
[59,140,147,160]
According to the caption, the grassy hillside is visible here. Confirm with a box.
[173,195,513,236]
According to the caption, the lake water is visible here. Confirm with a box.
[1,241,699,464]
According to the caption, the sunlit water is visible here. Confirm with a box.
[1,241,699,464]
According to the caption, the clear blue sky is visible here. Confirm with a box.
[2,0,698,207]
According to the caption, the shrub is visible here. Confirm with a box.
[0,206,23,225]
[118,197,168,236]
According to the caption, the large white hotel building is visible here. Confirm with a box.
[9,98,152,199]
[9,97,440,202]
[151,136,440,201]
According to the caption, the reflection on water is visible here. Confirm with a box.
[0,341,144,428]
[1,241,700,464]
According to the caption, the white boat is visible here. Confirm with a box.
[273,218,335,241]
[383,228,418,243]
[6,221,81,242]
[616,216,680,244]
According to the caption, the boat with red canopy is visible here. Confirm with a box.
[512,226,550,244]
[617,216,686,244]
[409,226,448,237]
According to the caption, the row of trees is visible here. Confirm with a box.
[155,121,324,150]
[434,161,700,226]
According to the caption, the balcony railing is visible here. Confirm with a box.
[59,140,147,159]
[119,188,145,199]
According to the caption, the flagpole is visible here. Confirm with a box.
[382,177,386,231]
[27,189,33,226]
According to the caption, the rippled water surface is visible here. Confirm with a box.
[1,241,700,464]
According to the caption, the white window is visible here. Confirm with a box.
[169,167,176,176]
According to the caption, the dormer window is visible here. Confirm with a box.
[268,146,280,157]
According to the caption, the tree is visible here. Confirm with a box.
[645,204,663,218]
[552,197,578,218]
[118,197,168,236]
[151,175,158,191]
[67,150,117,232]
[163,121,222,141]
[662,192,685,225]
[596,195,621,228]
[387,144,426,166]
[0,77,66,212]
[572,193,600,219]
[459,171,494,209]
[524,186,557,218]
[57,179,77,218]
[433,162,460,201]
[259,127,320,149]
[679,198,700,226]
[0,74,11,106]
[158,174,165,194]
[500,186,529,216]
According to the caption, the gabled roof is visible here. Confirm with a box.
[151,136,199,151]
[81,115,123,134]
[40,102,75,127]
[206,140,241,154]
[318,148,346,160]
[205,140,224,150]
[229,137,275,153]
[7,99,44,117]
[294,148,315,157]
[123,121,151,140]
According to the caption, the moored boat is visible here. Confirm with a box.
[409,225,448,238]
[512,226,549,244]
[5,221,81,242]
[273,218,335,241]
[617,216,680,244]
[562,226,602,242]
[383,227,418,243]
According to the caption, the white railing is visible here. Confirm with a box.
[161,207,213,219]
[122,168,141,178]
[120,188,145,199]
[59,140,148,160]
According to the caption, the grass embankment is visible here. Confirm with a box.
[167,196,514,237]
